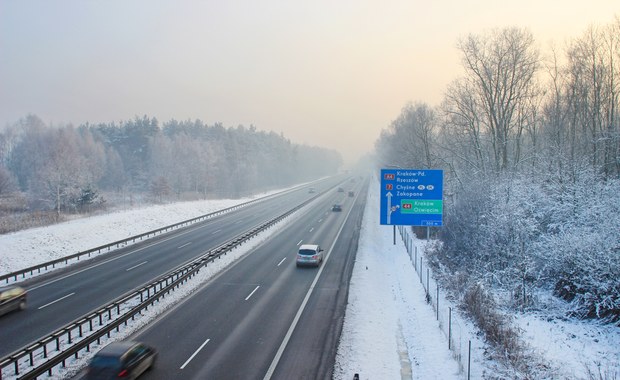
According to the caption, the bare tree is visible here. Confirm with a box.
[150,176,171,203]
[375,102,437,169]
[562,21,620,178]
[441,78,489,175]
[456,27,540,172]
[0,166,17,195]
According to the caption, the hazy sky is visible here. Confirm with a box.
[1,1,618,163]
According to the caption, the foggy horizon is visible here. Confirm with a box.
[1,1,618,164]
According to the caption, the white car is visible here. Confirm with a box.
[0,286,27,317]
[296,244,324,267]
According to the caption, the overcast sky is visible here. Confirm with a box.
[1,1,618,164]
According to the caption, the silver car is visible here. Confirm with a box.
[296,244,324,267]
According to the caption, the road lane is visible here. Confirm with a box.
[124,178,367,380]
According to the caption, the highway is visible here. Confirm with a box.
[117,178,367,379]
[0,177,347,358]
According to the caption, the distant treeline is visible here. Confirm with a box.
[0,115,342,215]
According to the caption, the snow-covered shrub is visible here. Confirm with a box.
[436,168,620,323]
[461,282,551,377]
[534,172,620,323]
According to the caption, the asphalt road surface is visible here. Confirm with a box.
[79,178,368,380]
[0,177,347,358]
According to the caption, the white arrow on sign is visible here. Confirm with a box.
[386,192,399,224]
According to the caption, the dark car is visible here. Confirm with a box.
[332,204,342,212]
[86,341,157,379]
[0,285,27,317]
[348,191,354,197]
[337,187,344,192]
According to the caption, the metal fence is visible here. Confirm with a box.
[397,225,474,379]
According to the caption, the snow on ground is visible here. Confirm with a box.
[0,191,280,276]
[516,311,620,379]
[1,183,619,379]
[333,180,465,380]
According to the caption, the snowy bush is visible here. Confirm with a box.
[434,169,620,323]
[534,172,620,323]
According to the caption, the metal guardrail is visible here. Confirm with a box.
[0,182,320,285]
[0,187,325,380]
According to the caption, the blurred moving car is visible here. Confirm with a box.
[0,285,27,317]
[331,204,342,212]
[348,191,354,197]
[308,187,316,193]
[337,187,344,192]
[86,341,157,379]
[296,244,324,267]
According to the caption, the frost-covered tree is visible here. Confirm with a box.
[376,102,437,169]
[456,27,540,173]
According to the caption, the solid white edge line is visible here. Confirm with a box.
[180,338,211,370]
[262,190,358,380]
[38,292,76,310]
[277,257,287,266]
[245,285,260,301]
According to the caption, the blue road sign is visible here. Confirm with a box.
[380,169,443,226]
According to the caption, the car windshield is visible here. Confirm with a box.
[298,249,317,256]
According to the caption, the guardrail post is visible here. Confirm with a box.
[448,307,452,350]
[420,259,423,284]
[468,340,471,380]
[436,284,439,320]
